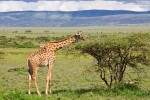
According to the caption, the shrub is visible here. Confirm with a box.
[35,36,50,43]
[73,33,150,88]
[15,36,27,41]
[0,36,9,47]
[16,42,38,48]
[0,51,4,59]
[25,30,32,34]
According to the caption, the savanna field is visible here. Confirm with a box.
[0,26,150,100]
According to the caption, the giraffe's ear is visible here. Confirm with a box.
[76,31,79,35]
[77,31,82,34]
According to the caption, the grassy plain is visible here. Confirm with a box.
[1,25,150,38]
[0,26,150,100]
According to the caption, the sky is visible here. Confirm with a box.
[0,0,150,12]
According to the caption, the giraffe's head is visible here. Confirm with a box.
[74,31,85,41]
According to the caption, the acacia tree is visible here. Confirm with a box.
[75,34,150,88]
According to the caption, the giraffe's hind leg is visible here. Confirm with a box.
[32,66,41,96]
[28,60,32,95]
[49,71,52,94]
[28,60,41,96]
[28,72,32,95]
[33,79,41,96]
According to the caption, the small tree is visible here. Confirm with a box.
[25,30,32,34]
[0,51,4,59]
[12,31,18,33]
[44,30,49,34]
[75,34,150,88]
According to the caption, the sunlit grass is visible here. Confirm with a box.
[0,27,150,99]
[0,47,150,99]
[1,26,150,38]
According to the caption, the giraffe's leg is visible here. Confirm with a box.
[49,72,52,94]
[32,67,41,96]
[28,60,32,95]
[45,68,51,95]
[45,57,54,95]
[28,74,32,95]
[34,79,41,96]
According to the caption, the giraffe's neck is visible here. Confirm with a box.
[54,36,76,50]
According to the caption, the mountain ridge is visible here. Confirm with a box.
[0,10,150,27]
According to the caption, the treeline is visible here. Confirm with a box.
[0,36,66,48]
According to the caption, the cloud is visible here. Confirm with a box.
[0,0,148,12]
[0,0,95,1]
[102,0,150,11]
[103,0,139,3]
[0,0,39,2]
[103,0,149,4]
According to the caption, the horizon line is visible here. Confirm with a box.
[1,9,149,13]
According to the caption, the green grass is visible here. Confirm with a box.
[1,26,150,38]
[0,26,150,99]
[0,48,150,100]
[0,85,150,100]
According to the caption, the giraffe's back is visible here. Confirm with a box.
[28,47,54,67]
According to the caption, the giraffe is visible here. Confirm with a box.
[27,31,84,95]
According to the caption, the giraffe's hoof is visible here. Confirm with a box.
[28,91,31,95]
[37,92,41,96]
[50,91,52,95]
[45,93,48,95]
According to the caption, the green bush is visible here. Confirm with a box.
[69,33,150,89]
[15,36,27,41]
[16,42,38,48]
[0,36,9,47]
[0,51,4,59]
[35,36,50,43]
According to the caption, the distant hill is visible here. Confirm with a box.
[0,10,150,27]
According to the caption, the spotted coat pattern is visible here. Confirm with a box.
[27,31,84,95]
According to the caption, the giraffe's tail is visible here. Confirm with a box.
[27,59,33,75]
[27,59,37,81]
